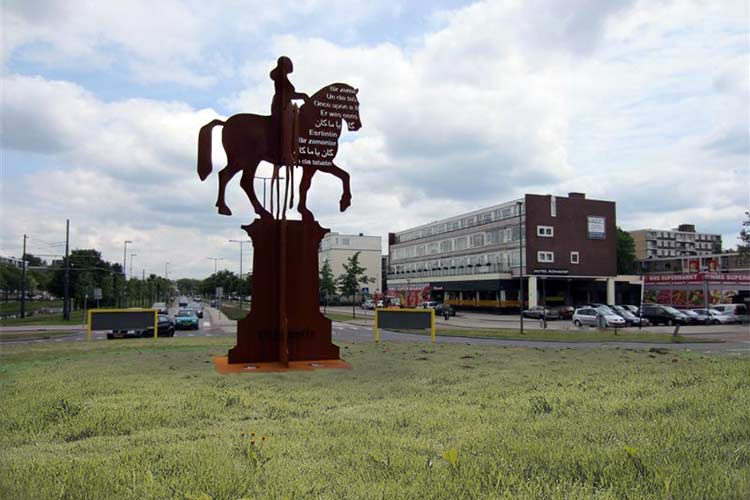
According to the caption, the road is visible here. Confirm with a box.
[2,306,749,356]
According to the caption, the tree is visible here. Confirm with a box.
[739,211,750,260]
[337,252,374,318]
[0,263,21,301]
[319,259,336,313]
[616,227,636,274]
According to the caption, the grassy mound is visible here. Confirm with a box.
[1,337,748,499]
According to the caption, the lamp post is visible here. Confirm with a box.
[516,201,524,334]
[229,239,250,309]
[122,240,132,307]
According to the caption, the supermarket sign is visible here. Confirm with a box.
[644,273,750,285]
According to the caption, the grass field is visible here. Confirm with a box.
[0,300,63,316]
[404,327,718,344]
[0,330,78,342]
[0,308,84,326]
[1,338,748,500]
[220,304,250,321]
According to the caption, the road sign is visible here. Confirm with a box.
[361,287,369,295]
[216,287,223,298]
[93,288,102,300]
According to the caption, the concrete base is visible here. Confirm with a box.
[214,356,351,374]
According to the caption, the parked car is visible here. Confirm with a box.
[639,304,689,326]
[361,300,375,310]
[152,302,168,314]
[420,301,439,309]
[552,306,575,320]
[522,306,560,320]
[174,309,199,330]
[680,309,705,325]
[572,307,626,328]
[611,305,650,326]
[693,308,735,325]
[435,303,455,317]
[710,303,749,324]
[376,300,384,308]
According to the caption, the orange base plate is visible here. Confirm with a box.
[213,356,351,374]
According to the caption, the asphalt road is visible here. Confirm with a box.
[3,306,749,356]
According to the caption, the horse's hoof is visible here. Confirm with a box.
[339,197,351,212]
[217,204,232,216]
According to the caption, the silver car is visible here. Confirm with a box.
[693,308,734,325]
[573,307,626,328]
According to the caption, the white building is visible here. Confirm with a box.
[319,232,382,296]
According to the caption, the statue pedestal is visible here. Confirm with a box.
[227,218,340,365]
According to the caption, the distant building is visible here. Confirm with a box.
[387,193,633,308]
[319,232,382,297]
[629,224,722,260]
[0,256,23,269]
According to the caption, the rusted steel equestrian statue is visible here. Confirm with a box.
[196,68,361,221]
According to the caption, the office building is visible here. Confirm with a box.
[387,193,632,308]
[629,224,721,260]
[319,232,382,297]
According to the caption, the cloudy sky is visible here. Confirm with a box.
[2,0,748,278]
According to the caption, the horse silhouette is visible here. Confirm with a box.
[197,83,361,221]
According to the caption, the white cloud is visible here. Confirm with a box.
[2,0,748,277]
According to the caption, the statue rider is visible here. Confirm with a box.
[270,56,309,167]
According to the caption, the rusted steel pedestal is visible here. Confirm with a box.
[226,218,341,365]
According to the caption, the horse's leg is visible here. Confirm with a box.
[239,158,272,220]
[216,161,242,216]
[318,162,351,212]
[296,167,315,222]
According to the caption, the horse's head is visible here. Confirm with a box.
[340,85,362,132]
[307,83,362,132]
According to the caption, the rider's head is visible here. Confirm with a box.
[277,56,293,74]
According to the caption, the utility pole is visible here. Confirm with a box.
[20,234,27,318]
[164,262,170,303]
[63,220,71,320]
[122,240,132,307]
[517,200,524,335]
[142,268,146,307]
[229,240,250,309]
[129,253,137,280]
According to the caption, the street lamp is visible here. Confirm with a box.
[207,257,224,274]
[229,239,250,309]
[516,201,524,335]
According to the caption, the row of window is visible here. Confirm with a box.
[390,225,524,262]
[647,231,720,242]
[395,202,524,244]
[389,251,524,274]
[537,251,579,264]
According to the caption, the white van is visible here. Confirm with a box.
[710,303,749,324]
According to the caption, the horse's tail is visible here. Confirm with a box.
[197,119,225,181]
